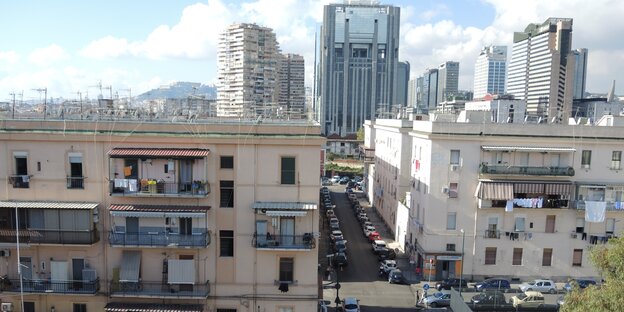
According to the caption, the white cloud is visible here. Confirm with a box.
[0,51,19,72]
[28,44,69,66]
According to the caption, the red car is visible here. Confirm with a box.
[368,231,381,242]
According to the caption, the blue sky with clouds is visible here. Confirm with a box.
[1,0,622,100]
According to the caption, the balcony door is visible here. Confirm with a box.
[126,217,139,244]
[124,159,138,179]
[51,260,69,290]
[256,220,268,247]
[280,218,295,245]
[19,257,32,280]
[179,218,192,235]
[72,258,84,290]
[179,159,193,192]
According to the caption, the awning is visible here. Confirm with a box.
[108,148,210,159]
[0,229,42,237]
[514,183,544,194]
[544,183,573,197]
[481,146,576,152]
[0,201,98,210]
[110,211,206,218]
[110,204,210,212]
[119,251,141,282]
[253,202,317,210]
[265,210,308,217]
[104,303,203,312]
[476,182,513,200]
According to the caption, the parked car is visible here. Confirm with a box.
[330,222,340,231]
[347,181,357,189]
[358,216,369,224]
[470,291,506,305]
[362,221,373,228]
[436,278,468,291]
[332,252,348,267]
[510,291,545,308]
[372,240,387,254]
[474,278,511,292]
[368,231,381,242]
[377,247,397,261]
[388,269,407,284]
[357,213,368,222]
[330,230,343,242]
[379,259,397,274]
[363,225,376,237]
[321,177,332,186]
[564,278,597,292]
[423,292,451,307]
[329,217,339,227]
[326,209,335,218]
[333,239,347,253]
[330,176,341,184]
[341,297,360,312]
[519,279,557,294]
[339,176,350,184]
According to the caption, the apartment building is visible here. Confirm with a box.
[277,54,306,119]
[363,115,624,282]
[0,119,323,312]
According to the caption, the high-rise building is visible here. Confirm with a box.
[407,78,418,108]
[396,61,411,107]
[217,23,280,118]
[572,48,588,99]
[278,53,306,119]
[318,1,401,136]
[437,61,459,103]
[473,46,507,99]
[507,18,575,123]
[422,68,438,112]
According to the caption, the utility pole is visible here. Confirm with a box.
[9,92,15,119]
[76,91,83,119]
[32,88,47,120]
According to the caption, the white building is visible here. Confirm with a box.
[463,98,526,124]
[473,46,507,99]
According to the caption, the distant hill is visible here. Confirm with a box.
[136,82,216,101]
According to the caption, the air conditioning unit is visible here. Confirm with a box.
[0,250,9,257]
[1,303,13,312]
[450,165,459,171]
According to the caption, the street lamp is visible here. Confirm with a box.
[459,229,465,296]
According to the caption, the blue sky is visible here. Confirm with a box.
[1,0,623,101]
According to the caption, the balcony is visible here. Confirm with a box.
[574,200,624,211]
[109,231,210,248]
[109,180,210,198]
[479,164,575,176]
[66,176,85,189]
[252,233,316,250]
[0,229,99,245]
[2,278,99,294]
[109,280,210,298]
[483,230,501,239]
[8,175,30,188]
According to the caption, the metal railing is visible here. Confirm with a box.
[66,176,85,189]
[109,180,210,197]
[109,280,210,298]
[574,200,624,211]
[252,233,316,250]
[0,228,99,245]
[479,164,575,176]
[3,278,99,294]
[109,231,209,247]
[8,175,30,188]
[483,230,501,239]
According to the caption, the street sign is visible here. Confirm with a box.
[423,283,430,290]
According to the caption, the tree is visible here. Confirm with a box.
[560,236,624,311]
[356,128,364,141]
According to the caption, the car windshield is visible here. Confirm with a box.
[516,294,527,300]
[527,281,536,285]
[344,304,358,309]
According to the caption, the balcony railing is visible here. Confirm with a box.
[2,278,99,294]
[109,180,210,197]
[574,200,624,211]
[8,175,30,188]
[483,230,501,239]
[109,280,210,298]
[0,228,99,245]
[66,176,85,189]
[479,164,575,176]
[109,231,209,248]
[252,233,316,250]
[488,199,570,209]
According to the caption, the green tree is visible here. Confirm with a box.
[561,236,624,311]
[356,128,365,141]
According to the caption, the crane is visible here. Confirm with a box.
[31,88,47,120]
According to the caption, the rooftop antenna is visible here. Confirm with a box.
[9,92,15,119]
[76,91,83,119]
[32,88,47,120]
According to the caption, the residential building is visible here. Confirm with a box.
[473,46,507,99]
[572,48,588,99]
[0,119,323,312]
[463,97,527,124]
[363,115,624,282]
[318,1,401,136]
[217,23,280,118]
[437,61,460,103]
[507,18,576,123]
[278,53,306,119]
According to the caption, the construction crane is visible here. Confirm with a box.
[32,88,47,120]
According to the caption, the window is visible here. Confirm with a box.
[545,215,556,233]
[446,212,456,230]
[220,181,234,207]
[606,218,615,234]
[512,248,523,265]
[581,150,592,168]
[611,151,622,170]
[12,152,29,188]
[514,217,525,232]
[220,156,234,169]
[572,249,583,267]
[485,247,497,265]
[448,182,458,198]
[279,257,294,282]
[73,303,87,312]
[450,150,460,165]
[68,153,84,189]
[219,230,234,257]
[446,244,456,251]
[576,217,585,233]
[540,248,553,266]
[281,157,296,185]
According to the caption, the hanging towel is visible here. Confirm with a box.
[615,201,622,210]
[128,179,138,192]
[124,166,132,176]
[505,200,514,212]
[585,201,606,223]
[114,179,124,187]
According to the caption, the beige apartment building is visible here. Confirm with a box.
[0,119,323,312]
[363,115,624,282]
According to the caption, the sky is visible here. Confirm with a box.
[1,0,623,102]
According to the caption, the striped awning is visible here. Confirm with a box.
[104,303,203,312]
[110,204,210,212]
[544,183,573,197]
[119,250,141,282]
[253,202,317,210]
[0,229,42,237]
[108,148,210,158]
[476,182,513,200]
[0,201,98,210]
[514,183,544,194]
[481,146,576,152]
[265,210,308,217]
[110,211,206,218]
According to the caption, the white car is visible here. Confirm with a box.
[342,297,360,312]
[362,221,373,228]
[379,259,397,273]
[330,176,341,184]
[372,240,387,253]
[363,225,376,237]
[519,279,557,294]
[330,230,343,241]
[329,217,339,226]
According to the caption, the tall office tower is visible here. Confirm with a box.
[572,48,588,99]
[396,61,410,106]
[278,53,306,119]
[407,78,418,108]
[507,18,575,123]
[473,46,507,99]
[422,68,438,112]
[437,61,459,103]
[217,23,280,118]
[318,0,401,136]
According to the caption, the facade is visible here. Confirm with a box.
[363,116,624,282]
[318,1,401,136]
[572,48,588,99]
[463,98,527,124]
[436,61,460,103]
[473,46,507,99]
[422,69,439,112]
[0,119,323,312]
[217,23,280,118]
[396,61,411,106]
[407,78,418,109]
[507,18,576,123]
[278,53,306,119]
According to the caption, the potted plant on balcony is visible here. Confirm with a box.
[192,180,206,195]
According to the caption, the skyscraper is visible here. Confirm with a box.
[278,53,306,119]
[318,0,401,136]
[396,61,410,106]
[422,68,438,112]
[217,23,280,118]
[473,45,507,99]
[507,18,575,123]
[572,48,588,99]
[437,61,459,102]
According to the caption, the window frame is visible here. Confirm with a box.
[484,247,497,265]
[512,248,523,266]
[219,180,234,208]
[73,303,87,312]
[220,156,234,169]
[446,212,456,230]
[611,151,622,170]
[542,248,552,266]
[219,230,234,257]
[572,249,583,267]
[450,150,460,165]
[448,182,458,198]
[581,150,592,168]
[279,257,294,282]
[280,156,296,185]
